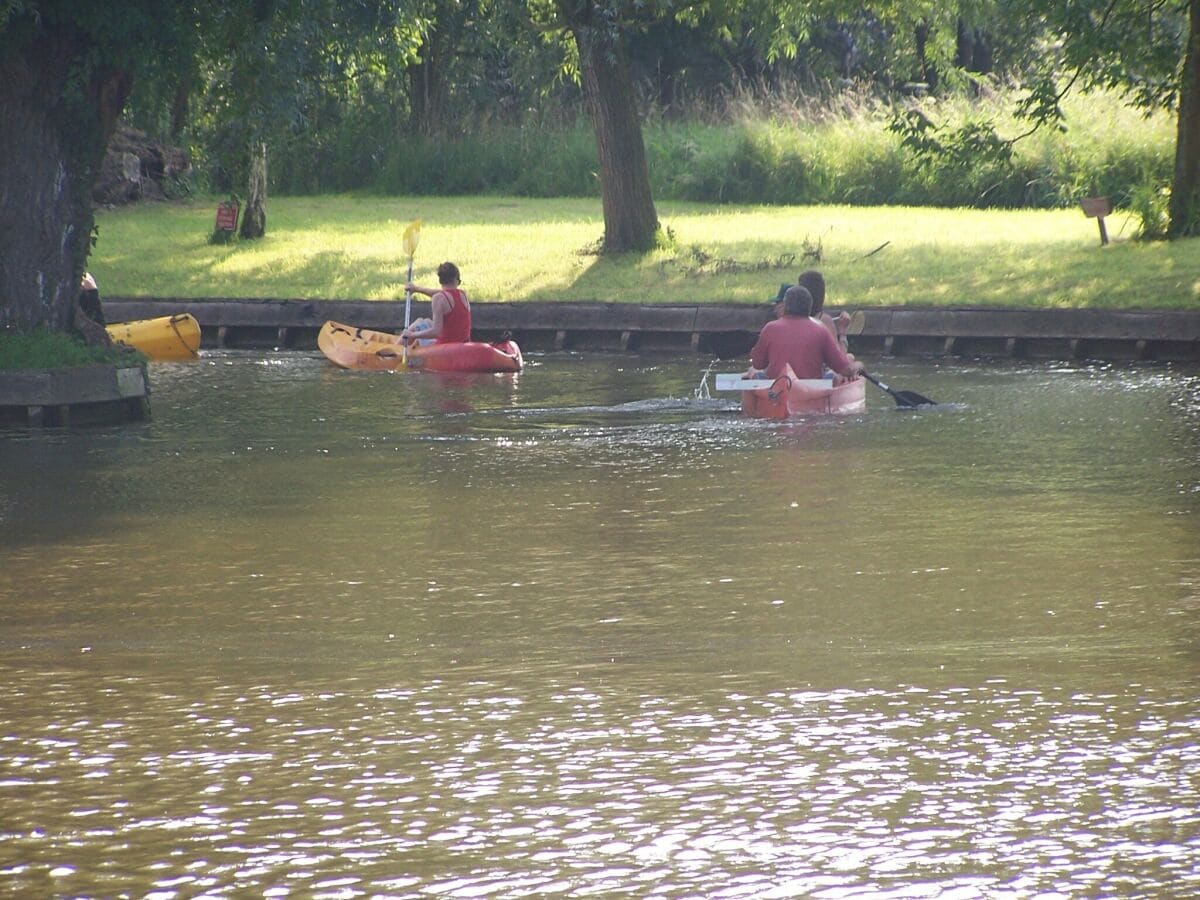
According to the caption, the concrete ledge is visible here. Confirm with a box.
[0,363,150,426]
[104,298,1200,363]
[846,307,1200,362]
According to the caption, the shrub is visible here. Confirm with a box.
[279,86,1174,214]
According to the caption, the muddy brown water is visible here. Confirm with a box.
[2,351,1198,897]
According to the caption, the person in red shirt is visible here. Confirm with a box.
[399,261,471,344]
[748,285,863,382]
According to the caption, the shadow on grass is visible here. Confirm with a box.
[94,199,1200,308]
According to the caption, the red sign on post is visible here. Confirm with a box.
[215,201,240,232]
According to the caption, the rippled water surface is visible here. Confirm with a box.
[2,351,1199,897]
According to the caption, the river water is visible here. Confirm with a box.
[2,351,1198,898]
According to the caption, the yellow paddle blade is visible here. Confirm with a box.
[402,219,422,258]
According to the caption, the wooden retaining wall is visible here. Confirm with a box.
[0,363,150,426]
[103,298,1200,363]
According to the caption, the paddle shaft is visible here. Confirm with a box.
[862,370,895,395]
[862,371,935,408]
[403,256,414,330]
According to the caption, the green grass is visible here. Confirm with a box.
[0,328,145,371]
[91,195,1200,310]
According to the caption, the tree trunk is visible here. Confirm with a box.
[0,28,129,332]
[571,20,660,252]
[1169,0,1200,237]
[407,52,450,136]
[914,21,937,89]
[240,143,267,239]
[170,73,193,143]
[405,0,476,135]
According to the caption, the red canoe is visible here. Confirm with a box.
[739,367,866,419]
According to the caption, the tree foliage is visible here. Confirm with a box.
[891,0,1199,236]
[0,0,423,332]
[1,1,212,331]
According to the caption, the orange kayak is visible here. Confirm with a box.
[317,321,523,373]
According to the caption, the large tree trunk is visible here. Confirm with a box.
[1170,0,1200,237]
[570,19,660,252]
[0,27,129,333]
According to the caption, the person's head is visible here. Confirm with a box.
[782,285,813,318]
[437,261,460,286]
[797,270,825,315]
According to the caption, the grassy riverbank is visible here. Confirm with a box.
[0,329,145,370]
[92,196,1199,310]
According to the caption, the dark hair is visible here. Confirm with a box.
[437,261,460,285]
[782,285,813,317]
[797,270,825,315]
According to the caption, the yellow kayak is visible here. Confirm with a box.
[318,320,523,372]
[106,314,201,361]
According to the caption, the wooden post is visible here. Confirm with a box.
[1079,197,1112,246]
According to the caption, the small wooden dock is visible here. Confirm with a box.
[0,363,150,426]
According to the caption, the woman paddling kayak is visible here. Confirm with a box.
[399,261,470,344]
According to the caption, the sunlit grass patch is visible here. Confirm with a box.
[92,195,1198,309]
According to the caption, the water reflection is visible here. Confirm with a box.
[1,352,1198,897]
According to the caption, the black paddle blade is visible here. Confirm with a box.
[892,389,936,409]
[862,371,936,408]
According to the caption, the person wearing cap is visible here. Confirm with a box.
[769,283,789,318]
[399,261,471,344]
[747,285,863,382]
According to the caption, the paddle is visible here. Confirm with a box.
[861,371,936,409]
[400,219,422,366]
[401,219,422,332]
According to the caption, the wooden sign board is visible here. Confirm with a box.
[215,202,240,232]
[1078,196,1112,245]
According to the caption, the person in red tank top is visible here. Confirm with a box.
[399,261,472,344]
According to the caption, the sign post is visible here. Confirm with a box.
[213,201,240,242]
[1079,196,1112,246]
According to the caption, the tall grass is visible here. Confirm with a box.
[365,87,1173,214]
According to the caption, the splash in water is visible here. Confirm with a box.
[694,359,720,400]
